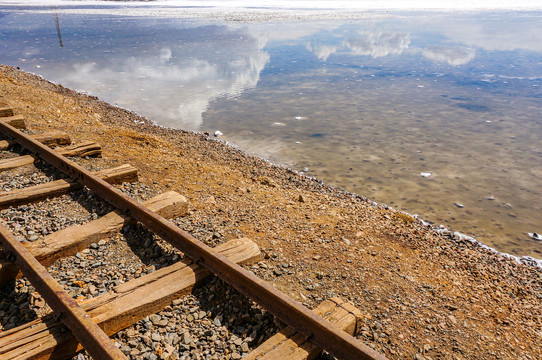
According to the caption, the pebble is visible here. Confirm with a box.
[453,202,464,208]
[420,172,432,178]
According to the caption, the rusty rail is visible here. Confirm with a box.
[0,120,387,360]
[0,223,127,360]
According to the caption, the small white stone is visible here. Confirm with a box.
[528,232,542,241]
[214,130,223,137]
[420,172,432,178]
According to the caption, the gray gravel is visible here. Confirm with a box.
[108,278,280,360]
[0,155,282,359]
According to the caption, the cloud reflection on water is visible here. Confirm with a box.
[345,32,411,58]
[305,32,411,61]
[62,31,269,130]
[433,19,542,52]
[308,44,339,61]
[422,46,476,66]
[3,9,542,132]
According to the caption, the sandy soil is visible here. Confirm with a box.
[1,64,541,359]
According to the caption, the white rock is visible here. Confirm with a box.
[214,130,223,137]
[528,232,542,241]
[420,172,432,178]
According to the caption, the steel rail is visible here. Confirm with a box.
[0,222,127,360]
[0,121,388,360]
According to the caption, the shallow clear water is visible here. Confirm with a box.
[1,6,541,257]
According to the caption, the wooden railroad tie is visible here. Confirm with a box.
[0,101,26,128]
[0,155,35,171]
[0,164,138,209]
[0,131,71,150]
[0,191,188,287]
[0,106,15,118]
[245,297,362,360]
[0,237,261,360]
[0,115,26,130]
[56,140,102,157]
[0,142,102,172]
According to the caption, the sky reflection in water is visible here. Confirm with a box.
[0,7,541,257]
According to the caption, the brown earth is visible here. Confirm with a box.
[0,64,541,360]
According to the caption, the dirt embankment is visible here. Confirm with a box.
[1,65,541,359]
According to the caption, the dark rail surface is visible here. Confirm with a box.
[0,223,127,360]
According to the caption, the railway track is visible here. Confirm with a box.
[0,101,387,360]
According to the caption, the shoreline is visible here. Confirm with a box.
[1,64,541,358]
[15,65,542,268]
[220,136,542,268]
[220,130,542,268]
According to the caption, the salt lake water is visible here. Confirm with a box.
[0,4,541,257]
